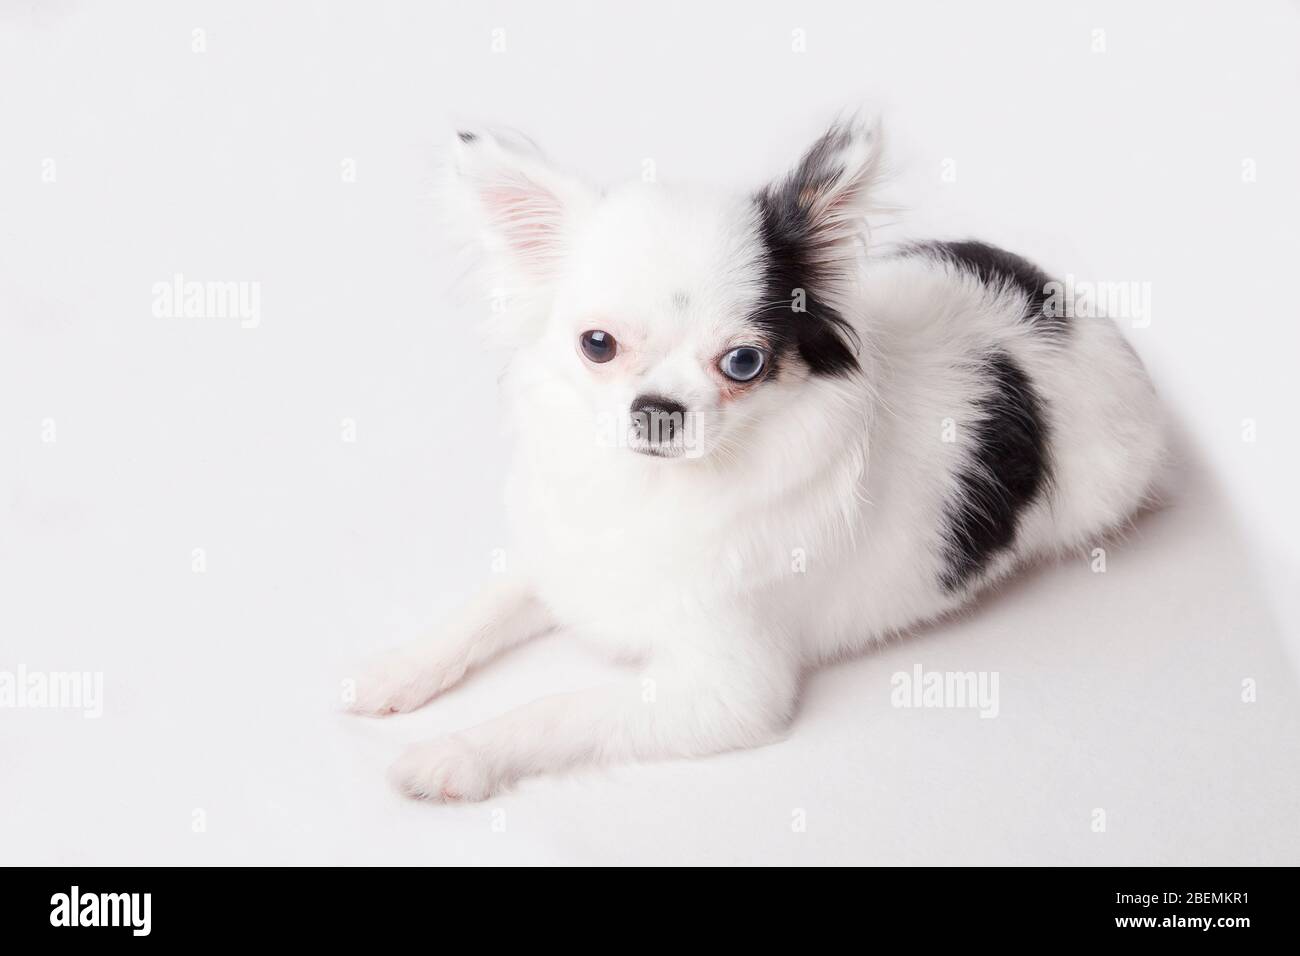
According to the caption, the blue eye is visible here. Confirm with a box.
[719,346,766,382]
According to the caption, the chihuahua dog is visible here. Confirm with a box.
[348,118,1165,801]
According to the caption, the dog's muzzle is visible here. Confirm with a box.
[630,394,688,450]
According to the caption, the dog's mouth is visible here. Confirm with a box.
[630,444,685,459]
[627,408,700,460]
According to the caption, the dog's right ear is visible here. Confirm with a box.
[442,129,596,343]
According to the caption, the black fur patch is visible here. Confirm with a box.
[457,130,477,143]
[751,128,862,378]
[906,240,1066,335]
[940,351,1050,591]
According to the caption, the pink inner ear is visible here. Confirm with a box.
[481,179,562,260]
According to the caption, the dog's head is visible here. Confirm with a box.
[446,120,883,462]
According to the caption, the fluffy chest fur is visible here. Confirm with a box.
[502,362,871,656]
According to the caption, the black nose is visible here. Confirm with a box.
[631,394,687,443]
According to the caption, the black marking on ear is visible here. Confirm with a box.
[457,130,477,143]
[751,194,861,377]
[940,351,1050,592]
[750,125,864,378]
[904,240,1066,336]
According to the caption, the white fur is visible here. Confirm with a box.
[351,120,1166,801]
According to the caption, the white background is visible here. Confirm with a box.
[2,0,1298,865]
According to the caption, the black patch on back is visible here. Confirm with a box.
[905,240,1066,335]
[750,127,862,378]
[457,130,477,143]
[940,351,1050,591]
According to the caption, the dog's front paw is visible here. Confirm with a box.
[345,648,466,716]
[389,736,500,802]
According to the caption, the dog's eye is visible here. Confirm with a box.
[719,346,766,382]
[580,330,617,364]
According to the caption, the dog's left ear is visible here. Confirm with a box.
[757,117,885,289]
[752,118,884,377]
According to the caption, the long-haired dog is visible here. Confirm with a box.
[348,118,1165,801]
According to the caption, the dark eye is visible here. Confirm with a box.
[719,346,766,382]
[580,330,617,364]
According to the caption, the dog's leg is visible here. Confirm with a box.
[389,645,798,800]
[347,577,553,715]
